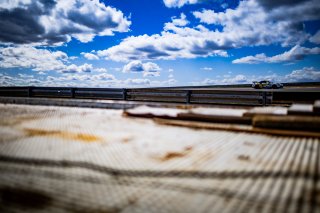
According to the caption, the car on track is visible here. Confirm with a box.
[252,80,283,89]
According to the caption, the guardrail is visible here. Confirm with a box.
[74,88,124,100]
[0,87,273,106]
[126,89,188,103]
[189,90,272,105]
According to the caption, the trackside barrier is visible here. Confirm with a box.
[74,88,124,100]
[125,89,188,103]
[189,90,272,106]
[0,87,273,105]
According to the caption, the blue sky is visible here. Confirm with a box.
[0,0,320,87]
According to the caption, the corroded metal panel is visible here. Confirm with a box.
[0,104,319,212]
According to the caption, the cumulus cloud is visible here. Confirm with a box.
[0,71,117,87]
[96,0,319,62]
[192,66,320,86]
[61,63,93,73]
[95,68,108,72]
[163,0,199,8]
[97,20,228,62]
[0,0,131,45]
[0,46,105,73]
[123,60,161,77]
[0,73,43,86]
[81,52,99,60]
[169,13,189,27]
[193,0,319,47]
[124,78,151,86]
[0,46,67,71]
[285,67,320,82]
[200,78,218,85]
[232,45,320,64]
[310,30,320,44]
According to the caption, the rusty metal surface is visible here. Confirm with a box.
[0,103,319,213]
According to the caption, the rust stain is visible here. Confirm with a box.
[175,105,194,110]
[24,128,101,143]
[0,115,40,126]
[161,152,186,161]
[159,146,193,162]
[184,146,193,151]
[121,136,134,143]
[128,196,139,205]
[237,155,251,161]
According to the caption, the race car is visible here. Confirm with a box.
[252,80,283,89]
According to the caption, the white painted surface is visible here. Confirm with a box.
[0,104,318,213]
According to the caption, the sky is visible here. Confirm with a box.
[0,0,320,88]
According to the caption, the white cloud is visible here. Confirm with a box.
[201,67,213,71]
[192,66,320,86]
[200,78,218,85]
[0,0,131,45]
[163,0,199,8]
[232,53,267,64]
[94,68,108,72]
[18,73,34,79]
[193,0,318,47]
[124,78,151,86]
[143,72,160,77]
[97,24,228,62]
[169,13,189,27]
[310,30,320,44]
[0,46,67,71]
[0,73,44,86]
[81,52,99,60]
[0,46,106,73]
[69,56,78,60]
[221,74,248,84]
[168,68,174,72]
[285,67,320,82]
[232,45,320,64]
[96,0,319,62]
[123,60,161,77]
[61,63,93,73]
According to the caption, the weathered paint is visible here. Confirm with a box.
[0,103,319,213]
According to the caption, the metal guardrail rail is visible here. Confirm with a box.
[189,90,272,105]
[0,87,272,106]
[5,86,320,105]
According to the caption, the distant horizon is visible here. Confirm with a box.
[1,81,320,89]
[1,0,320,87]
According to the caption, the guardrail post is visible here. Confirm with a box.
[71,88,75,98]
[262,92,267,106]
[123,88,127,100]
[186,90,191,104]
[28,87,32,97]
